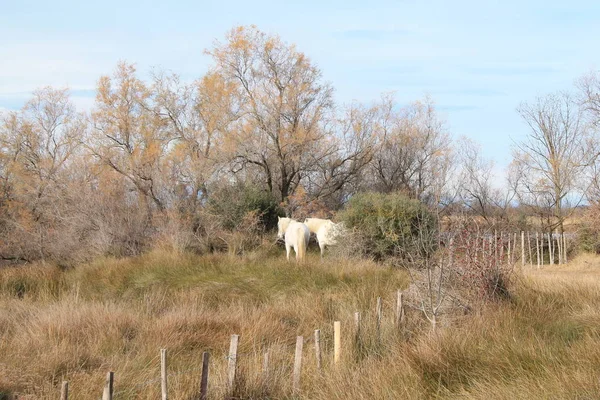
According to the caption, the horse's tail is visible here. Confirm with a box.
[297,226,308,262]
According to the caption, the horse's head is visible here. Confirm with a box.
[277,217,292,239]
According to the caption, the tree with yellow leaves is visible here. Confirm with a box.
[91,62,171,212]
[207,26,334,203]
[0,87,85,261]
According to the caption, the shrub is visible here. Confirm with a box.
[450,223,514,303]
[208,183,283,232]
[578,205,600,254]
[201,183,284,254]
[337,192,438,261]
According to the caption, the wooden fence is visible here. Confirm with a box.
[52,289,408,399]
[457,231,572,268]
[18,231,573,399]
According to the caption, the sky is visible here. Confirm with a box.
[2,0,600,182]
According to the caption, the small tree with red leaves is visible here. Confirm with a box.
[449,220,514,303]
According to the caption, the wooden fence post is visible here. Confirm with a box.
[564,234,568,264]
[293,336,303,394]
[548,232,554,265]
[200,351,209,400]
[314,330,322,371]
[481,234,486,256]
[226,334,239,397]
[536,232,540,268]
[527,231,533,267]
[542,232,546,266]
[507,232,511,264]
[557,232,562,264]
[473,232,479,265]
[552,232,562,264]
[60,381,68,400]
[553,232,557,264]
[494,230,498,261]
[334,321,341,365]
[395,290,404,327]
[160,349,168,400]
[102,371,113,400]
[262,349,270,381]
[521,231,525,266]
[513,233,517,264]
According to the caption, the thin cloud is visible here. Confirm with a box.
[437,104,479,112]
[333,29,412,40]
[0,88,97,111]
[69,89,96,98]
[0,94,29,111]
[437,88,508,97]
[466,65,560,76]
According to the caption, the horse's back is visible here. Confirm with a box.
[317,221,344,246]
[304,218,331,234]
[295,222,310,242]
[286,221,310,244]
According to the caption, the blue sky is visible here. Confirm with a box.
[2,0,600,180]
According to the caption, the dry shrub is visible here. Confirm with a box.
[579,203,600,253]
[216,210,264,256]
[450,223,515,303]
[153,211,198,254]
[327,228,372,260]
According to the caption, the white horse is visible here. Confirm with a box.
[277,217,310,262]
[304,218,344,258]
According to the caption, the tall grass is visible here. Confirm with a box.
[1,250,600,399]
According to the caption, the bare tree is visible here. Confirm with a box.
[577,71,600,202]
[207,26,334,203]
[402,217,449,334]
[366,96,453,205]
[512,91,594,233]
[578,70,600,128]
[458,138,514,226]
[306,102,377,208]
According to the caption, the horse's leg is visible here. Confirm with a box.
[320,242,324,260]
[286,243,291,262]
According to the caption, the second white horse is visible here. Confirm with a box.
[304,218,344,258]
[277,217,310,262]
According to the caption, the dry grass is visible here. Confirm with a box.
[1,249,600,399]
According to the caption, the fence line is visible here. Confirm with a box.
[54,288,413,399]
[48,231,575,399]
[452,230,573,268]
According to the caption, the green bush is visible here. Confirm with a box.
[337,192,438,261]
[208,183,283,232]
[579,225,599,254]
[577,205,600,254]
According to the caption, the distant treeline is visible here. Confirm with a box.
[1,25,600,263]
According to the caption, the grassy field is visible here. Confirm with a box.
[1,248,600,399]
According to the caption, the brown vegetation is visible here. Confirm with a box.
[1,250,600,399]
[3,24,600,400]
